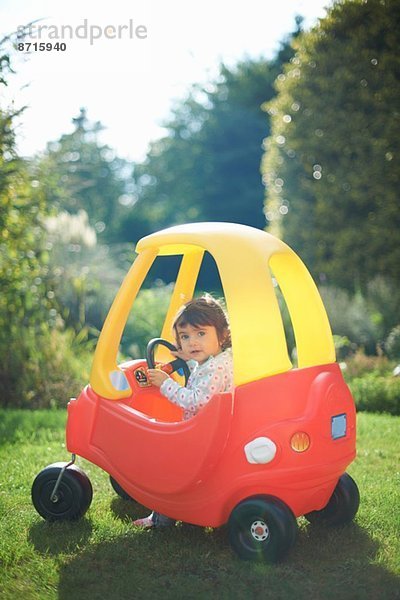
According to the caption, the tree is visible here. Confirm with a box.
[33,108,134,242]
[262,0,400,290]
[0,37,96,407]
[0,34,58,405]
[0,36,48,335]
[118,22,303,242]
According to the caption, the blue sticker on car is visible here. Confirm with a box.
[331,413,347,439]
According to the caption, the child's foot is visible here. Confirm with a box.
[133,515,154,528]
[133,512,176,528]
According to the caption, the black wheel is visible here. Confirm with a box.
[228,495,297,563]
[305,473,360,526]
[109,475,133,501]
[31,462,93,521]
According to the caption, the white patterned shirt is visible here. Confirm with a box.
[160,348,234,420]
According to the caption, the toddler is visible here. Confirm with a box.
[133,295,233,528]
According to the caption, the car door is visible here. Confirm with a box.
[90,392,234,494]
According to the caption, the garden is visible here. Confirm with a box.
[1,0,400,598]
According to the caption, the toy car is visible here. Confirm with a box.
[31,222,359,563]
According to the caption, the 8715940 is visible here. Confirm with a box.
[17,42,66,51]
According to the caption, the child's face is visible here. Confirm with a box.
[176,323,222,364]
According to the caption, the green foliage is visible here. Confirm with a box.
[263,0,400,291]
[0,170,49,328]
[349,373,400,415]
[332,334,354,360]
[319,278,400,354]
[0,57,50,335]
[41,209,134,334]
[0,39,55,405]
[0,43,94,409]
[365,277,400,340]
[0,327,92,409]
[343,349,393,379]
[321,285,382,353]
[384,325,400,360]
[33,108,134,242]
[342,349,400,414]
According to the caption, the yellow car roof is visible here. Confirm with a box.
[90,223,335,399]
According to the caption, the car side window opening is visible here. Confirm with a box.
[271,276,297,368]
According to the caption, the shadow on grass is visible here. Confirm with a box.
[29,518,93,556]
[109,496,148,521]
[54,519,400,600]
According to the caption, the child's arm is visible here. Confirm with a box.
[147,369,205,414]
[160,357,231,414]
[160,378,210,414]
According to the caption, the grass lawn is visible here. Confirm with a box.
[0,409,399,600]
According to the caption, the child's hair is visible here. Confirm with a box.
[173,295,232,351]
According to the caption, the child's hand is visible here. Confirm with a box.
[147,368,170,387]
[171,349,192,362]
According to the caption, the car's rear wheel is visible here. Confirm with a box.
[305,473,360,526]
[109,475,134,501]
[228,496,297,562]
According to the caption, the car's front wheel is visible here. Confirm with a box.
[31,462,93,521]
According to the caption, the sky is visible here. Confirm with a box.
[1,0,332,162]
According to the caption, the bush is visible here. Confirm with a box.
[320,286,382,354]
[343,349,393,379]
[333,335,356,360]
[0,326,92,409]
[43,212,134,335]
[385,325,400,360]
[319,279,400,356]
[366,277,400,345]
[349,373,400,416]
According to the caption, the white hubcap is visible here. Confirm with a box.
[250,520,269,542]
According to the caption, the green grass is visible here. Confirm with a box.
[0,409,399,600]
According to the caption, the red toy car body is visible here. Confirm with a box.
[67,361,356,528]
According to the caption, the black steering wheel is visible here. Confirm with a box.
[146,338,191,385]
